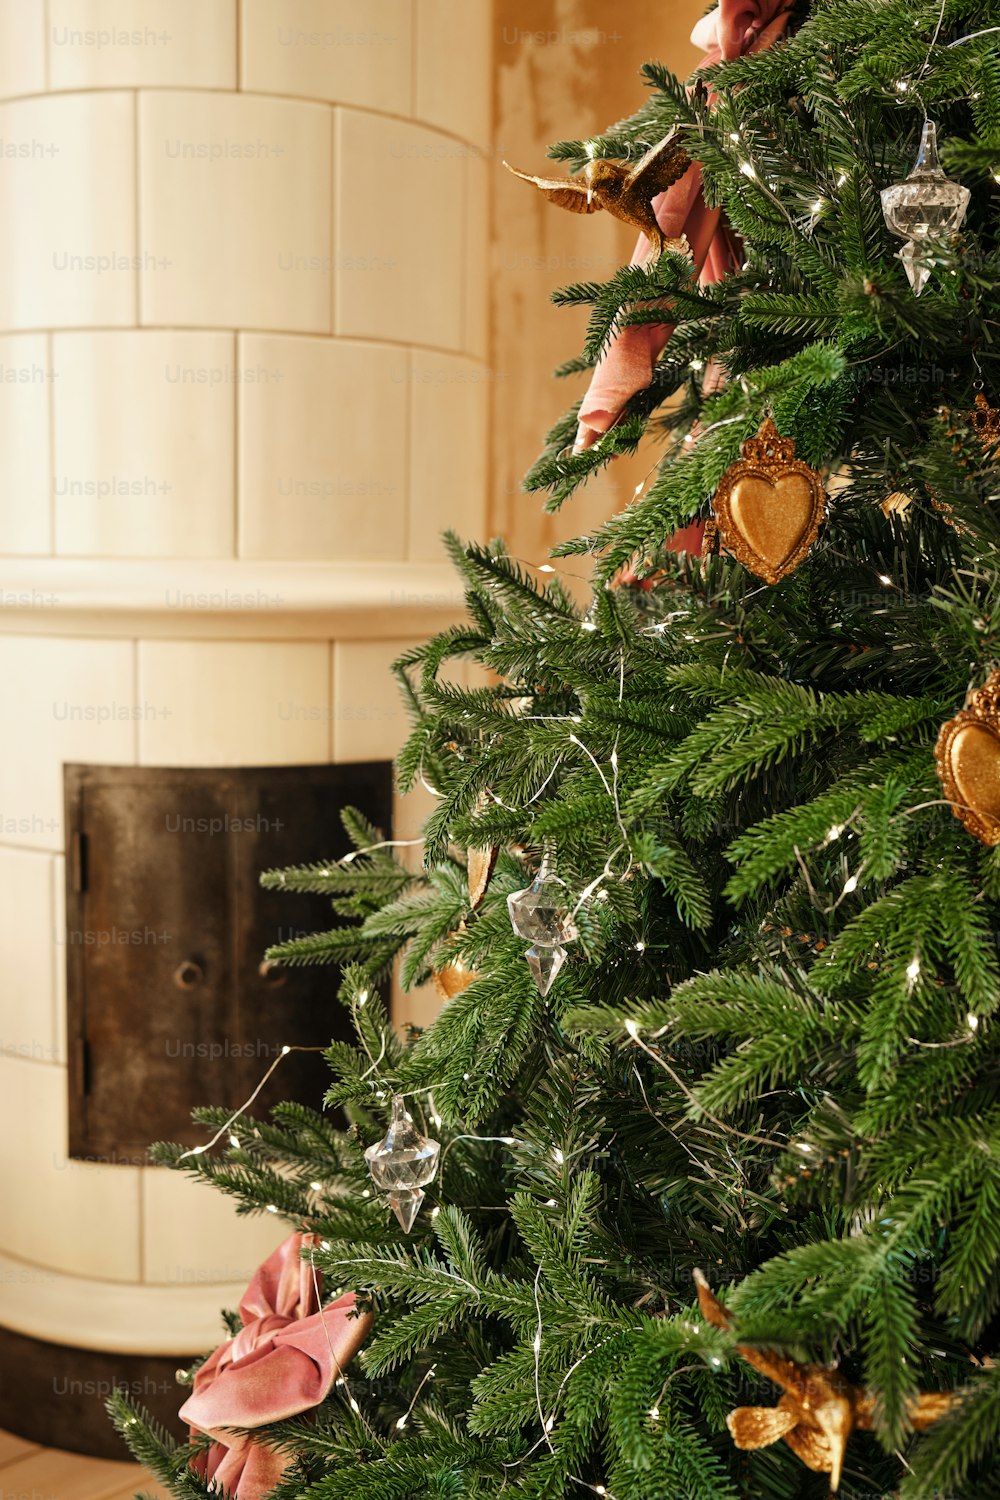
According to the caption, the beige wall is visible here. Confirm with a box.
[490,0,707,566]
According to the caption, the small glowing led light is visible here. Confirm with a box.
[266,1203,278,1213]
[362,1189,371,1198]
[553,1147,565,1165]
[581,620,598,632]
[796,1141,812,1154]
[545,1198,557,1207]
[595,1487,607,1495]
[229,1134,240,1149]
[690,358,704,372]
[502,1135,516,1144]
[349,1397,361,1414]
[538,563,556,572]
[968,1013,980,1030]
[321,1240,331,1251]
[843,874,859,894]
[907,957,921,982]
[190,1144,208,1155]
[635,941,646,952]
[739,161,756,178]
[633,482,645,497]
[431,1205,440,1218]
[533,1334,542,1353]
[544,1416,555,1432]
[837,172,848,186]
[896,79,910,92]
[624,1018,640,1039]
[281,1044,291,1055]
[396,1416,408,1430]
[811,198,825,212]
[342,850,357,864]
[357,989,369,1006]
[729,130,740,141]
[463,1071,471,1080]
[878,573,893,587]
[649,1405,660,1420]
[310,1181,323,1192]
[826,824,843,842]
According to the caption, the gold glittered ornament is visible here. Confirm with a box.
[503,131,691,257]
[432,956,479,1000]
[711,417,827,584]
[693,1270,956,1492]
[935,669,1000,846]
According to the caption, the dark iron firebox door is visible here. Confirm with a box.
[64,762,392,1163]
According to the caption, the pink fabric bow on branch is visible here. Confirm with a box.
[180,1232,372,1500]
[575,0,794,455]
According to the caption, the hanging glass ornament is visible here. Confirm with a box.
[880,121,970,295]
[506,842,578,996]
[364,1095,440,1233]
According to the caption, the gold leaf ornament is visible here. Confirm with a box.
[693,1270,956,1492]
[711,417,827,584]
[467,843,498,910]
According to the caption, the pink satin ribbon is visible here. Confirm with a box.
[180,1232,372,1499]
[575,1,794,455]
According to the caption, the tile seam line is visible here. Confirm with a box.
[13,328,490,362]
[0,85,490,151]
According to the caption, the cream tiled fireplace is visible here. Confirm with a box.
[0,0,489,1451]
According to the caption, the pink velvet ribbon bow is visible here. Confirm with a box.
[180,1232,372,1500]
[575,0,795,454]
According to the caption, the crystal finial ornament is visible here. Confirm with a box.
[525,943,567,997]
[364,1095,440,1232]
[507,843,578,995]
[880,120,970,295]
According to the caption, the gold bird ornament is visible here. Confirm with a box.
[503,132,692,257]
[692,1270,957,1491]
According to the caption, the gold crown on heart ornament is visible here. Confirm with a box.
[711,416,827,586]
[935,669,1000,846]
[970,392,1000,452]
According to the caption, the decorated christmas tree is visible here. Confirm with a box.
[112,1,1000,1496]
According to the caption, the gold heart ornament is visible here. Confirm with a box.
[936,670,1000,846]
[712,417,827,585]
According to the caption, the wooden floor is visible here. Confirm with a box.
[0,1425,167,1499]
